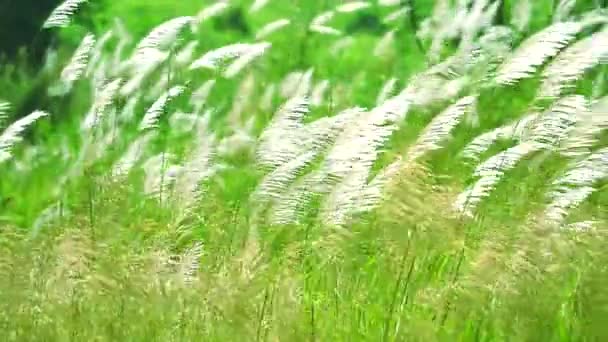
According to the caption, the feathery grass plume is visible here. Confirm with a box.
[302,107,366,154]
[142,153,179,197]
[264,107,365,224]
[553,0,576,23]
[455,96,585,216]
[421,0,468,62]
[252,151,318,204]
[227,73,256,126]
[545,147,608,224]
[379,0,401,5]
[374,30,396,58]
[558,95,608,157]
[401,73,469,108]
[384,7,409,24]
[355,96,475,216]
[406,95,476,162]
[494,21,583,85]
[280,68,314,98]
[454,142,538,216]
[310,11,342,35]
[564,220,598,231]
[87,29,114,77]
[459,0,501,52]
[120,49,169,96]
[169,112,200,134]
[132,16,192,63]
[279,71,304,98]
[257,96,310,169]
[192,1,230,32]
[0,101,10,127]
[511,0,532,32]
[146,68,172,101]
[462,113,540,161]
[526,95,586,149]
[178,242,203,285]
[53,33,96,95]
[325,96,410,178]
[223,42,272,78]
[320,166,370,226]
[190,43,259,70]
[118,96,139,122]
[330,37,355,55]
[111,18,133,69]
[250,0,270,13]
[310,97,410,225]
[256,19,291,40]
[113,132,157,176]
[311,79,330,107]
[140,85,186,131]
[538,28,608,99]
[260,83,277,111]
[175,41,199,67]
[268,175,315,225]
[43,0,88,28]
[217,117,256,157]
[336,1,372,13]
[82,78,123,131]
[172,119,217,210]
[0,111,49,163]
[190,79,216,113]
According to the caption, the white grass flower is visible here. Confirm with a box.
[407,96,476,162]
[383,7,409,24]
[462,113,539,161]
[224,42,271,78]
[538,29,608,99]
[58,33,96,93]
[133,16,192,62]
[250,0,271,13]
[190,43,256,70]
[553,0,576,23]
[336,1,372,13]
[256,19,291,40]
[113,132,156,176]
[0,111,49,163]
[140,85,186,131]
[546,147,608,224]
[374,30,396,58]
[190,80,216,112]
[260,83,277,111]
[511,0,532,32]
[257,96,310,169]
[172,121,217,209]
[379,0,401,6]
[495,21,583,85]
[310,11,342,36]
[252,151,318,204]
[192,1,230,31]
[311,80,330,107]
[43,0,88,28]
[454,142,538,216]
[175,41,199,67]
[559,95,608,157]
[376,77,398,106]
[82,78,123,131]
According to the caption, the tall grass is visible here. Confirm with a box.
[1,0,607,340]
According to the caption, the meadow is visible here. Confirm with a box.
[1,0,607,340]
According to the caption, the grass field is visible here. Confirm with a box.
[1,0,608,340]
